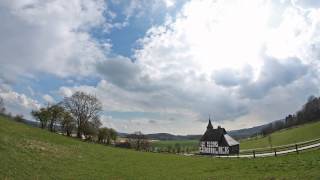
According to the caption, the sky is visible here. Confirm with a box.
[1,0,320,135]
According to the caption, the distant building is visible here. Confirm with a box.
[199,119,239,155]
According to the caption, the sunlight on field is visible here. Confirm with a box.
[1,116,320,179]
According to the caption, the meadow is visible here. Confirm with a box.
[1,116,320,179]
[151,139,199,153]
[240,121,320,149]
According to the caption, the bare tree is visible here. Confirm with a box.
[63,91,102,138]
[0,96,5,114]
[126,131,150,151]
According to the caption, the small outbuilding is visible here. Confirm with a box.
[199,119,239,155]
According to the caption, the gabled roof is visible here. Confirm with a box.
[200,120,239,146]
[200,120,226,141]
[224,134,239,146]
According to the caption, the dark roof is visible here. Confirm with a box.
[200,120,226,141]
[207,119,213,129]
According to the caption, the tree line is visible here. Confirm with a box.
[29,91,118,144]
[261,95,320,136]
[0,92,152,150]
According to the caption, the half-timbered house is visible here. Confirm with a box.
[199,119,239,155]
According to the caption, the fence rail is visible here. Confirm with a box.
[230,138,320,158]
[239,138,320,155]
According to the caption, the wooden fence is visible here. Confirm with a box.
[237,138,320,158]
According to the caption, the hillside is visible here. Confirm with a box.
[1,116,320,179]
[118,124,267,141]
[240,121,320,149]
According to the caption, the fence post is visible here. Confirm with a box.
[295,144,299,154]
[274,148,277,157]
[253,150,255,158]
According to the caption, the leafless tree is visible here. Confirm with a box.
[126,131,150,151]
[63,91,102,138]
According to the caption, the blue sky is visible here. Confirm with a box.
[1,0,320,134]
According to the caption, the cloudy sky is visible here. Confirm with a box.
[1,0,320,134]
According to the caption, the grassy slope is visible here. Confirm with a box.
[240,121,320,149]
[0,117,320,179]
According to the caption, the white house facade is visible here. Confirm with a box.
[199,119,239,155]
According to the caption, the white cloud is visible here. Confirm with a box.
[0,85,41,119]
[2,0,320,134]
[0,0,109,80]
[59,86,74,98]
[42,94,55,104]
[98,0,320,133]
[110,0,179,25]
[163,0,176,8]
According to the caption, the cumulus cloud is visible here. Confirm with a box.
[212,66,253,87]
[97,56,143,90]
[1,0,320,134]
[0,85,41,119]
[239,57,309,99]
[0,0,109,80]
[112,0,179,20]
[99,0,320,132]
[42,94,55,104]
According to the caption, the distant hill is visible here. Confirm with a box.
[21,119,39,127]
[118,124,268,141]
[19,117,277,141]
[143,120,289,141]
[228,124,268,140]
[146,133,201,141]
[118,132,201,141]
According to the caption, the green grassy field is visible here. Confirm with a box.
[151,140,198,147]
[1,116,320,179]
[240,121,320,150]
[151,140,198,152]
